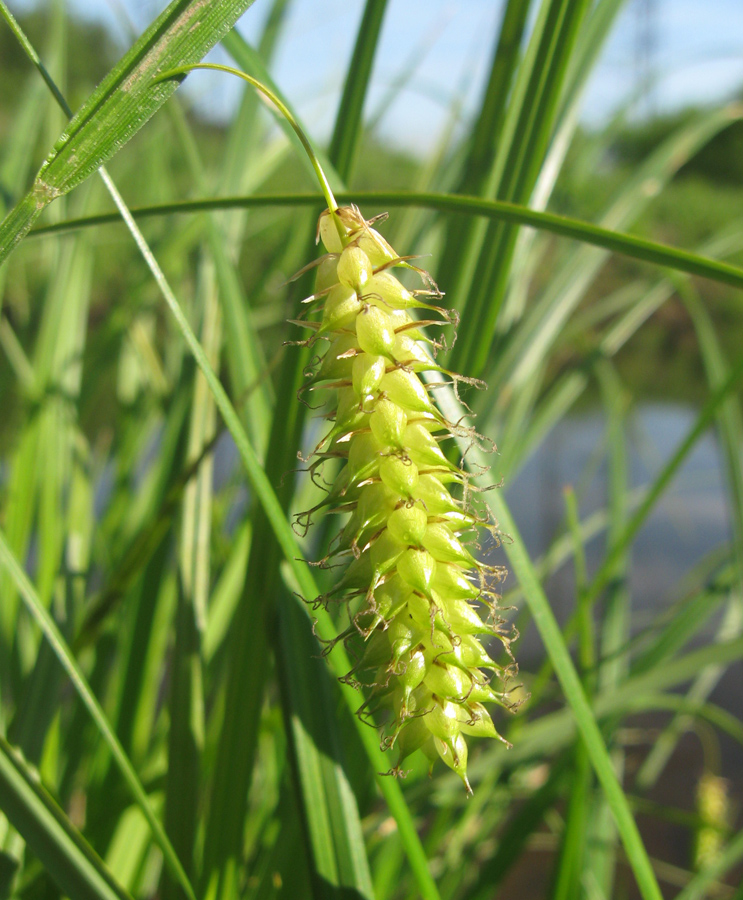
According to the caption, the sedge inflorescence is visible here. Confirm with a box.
[292,205,518,792]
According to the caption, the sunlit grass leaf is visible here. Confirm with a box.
[0,734,132,900]
[0,0,257,263]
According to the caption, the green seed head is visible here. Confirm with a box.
[369,399,407,448]
[293,206,518,792]
[337,245,373,291]
[355,305,396,358]
[387,505,428,546]
[321,283,361,333]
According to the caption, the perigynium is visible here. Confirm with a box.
[292,205,519,792]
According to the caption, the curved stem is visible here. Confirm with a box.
[157,63,343,235]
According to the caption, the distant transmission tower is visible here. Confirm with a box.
[634,0,658,118]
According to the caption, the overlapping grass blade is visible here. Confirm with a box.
[0,531,197,900]
[448,0,593,378]
[490,103,743,392]
[0,735,132,900]
[327,0,388,180]
[464,756,569,900]
[277,598,374,899]
[675,829,743,900]
[633,279,743,789]
[29,190,743,292]
[584,361,632,896]
[550,487,594,900]
[437,0,555,316]
[0,0,257,263]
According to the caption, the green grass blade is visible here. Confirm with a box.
[104,804,154,895]
[675,828,743,900]
[161,278,219,897]
[633,279,743,789]
[30,190,743,292]
[460,0,533,196]
[436,0,532,306]
[497,0,629,329]
[585,361,632,897]
[491,104,743,391]
[0,0,257,264]
[552,746,591,900]
[204,523,251,662]
[558,0,628,116]
[437,0,555,313]
[581,352,743,611]
[95,159,440,900]
[486,492,663,900]
[276,598,374,899]
[110,531,179,768]
[464,756,569,900]
[328,0,388,181]
[449,0,593,377]
[0,735,132,900]
[0,531,198,900]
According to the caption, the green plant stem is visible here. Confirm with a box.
[95,156,442,900]
[0,531,197,900]
[156,64,341,229]
[0,736,133,900]
[487,491,663,900]
[28,191,743,293]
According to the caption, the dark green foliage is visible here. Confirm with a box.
[1,3,742,900]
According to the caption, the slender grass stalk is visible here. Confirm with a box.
[27,191,743,292]
[0,532,197,900]
[156,63,342,242]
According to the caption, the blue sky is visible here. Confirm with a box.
[7,0,743,153]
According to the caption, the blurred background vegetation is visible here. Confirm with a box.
[1,1,742,899]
